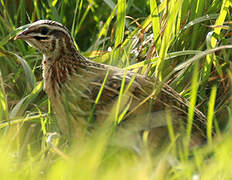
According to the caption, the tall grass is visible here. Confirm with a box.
[0,0,231,179]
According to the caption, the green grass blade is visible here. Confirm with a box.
[150,0,161,48]
[76,3,92,35]
[174,45,232,72]
[97,5,117,39]
[114,0,126,48]
[71,1,79,38]
[33,0,41,20]
[181,14,219,32]
[0,71,8,121]
[48,0,61,22]
[126,50,202,70]
[211,0,231,47]
[207,86,217,145]
[87,70,109,126]
[204,0,231,80]
[113,0,126,64]
[155,0,182,80]
[202,31,214,82]
[103,0,116,10]
[0,114,46,129]
[9,81,43,118]
[185,62,199,157]
[13,53,36,92]
[115,69,126,123]
[190,0,205,49]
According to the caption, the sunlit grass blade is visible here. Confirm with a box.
[76,3,92,35]
[174,45,232,72]
[185,62,199,158]
[204,0,231,81]
[211,0,231,47]
[150,0,161,48]
[0,113,46,129]
[97,5,117,39]
[125,50,202,70]
[155,0,182,80]
[181,14,219,32]
[114,0,126,48]
[73,0,94,39]
[113,0,126,64]
[71,1,79,38]
[32,0,41,20]
[87,70,109,126]
[202,31,214,83]
[166,109,176,153]
[207,86,217,145]
[48,0,61,22]
[0,71,8,121]
[115,69,127,124]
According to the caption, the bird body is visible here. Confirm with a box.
[15,20,207,144]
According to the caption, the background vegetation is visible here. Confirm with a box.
[0,0,231,179]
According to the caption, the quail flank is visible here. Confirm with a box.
[15,20,208,144]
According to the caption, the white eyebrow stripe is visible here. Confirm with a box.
[30,23,72,40]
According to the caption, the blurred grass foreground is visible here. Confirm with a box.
[0,0,232,179]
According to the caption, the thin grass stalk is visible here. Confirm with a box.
[150,0,161,49]
[0,71,8,121]
[185,62,199,158]
[113,0,126,64]
[207,86,217,145]
[190,0,205,49]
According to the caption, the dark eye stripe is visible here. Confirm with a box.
[33,36,48,40]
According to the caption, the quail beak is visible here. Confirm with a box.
[14,28,31,40]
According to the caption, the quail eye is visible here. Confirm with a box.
[40,27,49,35]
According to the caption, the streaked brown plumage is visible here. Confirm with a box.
[15,20,207,145]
